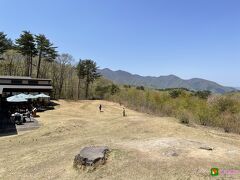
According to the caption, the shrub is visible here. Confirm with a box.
[95,83,120,99]
[160,104,174,116]
[136,86,145,91]
[110,84,120,95]
[169,89,182,98]
[214,112,240,133]
[211,97,239,114]
[177,111,192,124]
[95,85,110,99]
[197,108,212,126]
[194,90,211,99]
[123,85,131,88]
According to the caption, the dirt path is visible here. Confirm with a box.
[1,100,240,179]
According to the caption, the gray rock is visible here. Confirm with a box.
[164,150,179,157]
[74,146,109,168]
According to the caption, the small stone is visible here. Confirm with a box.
[171,152,179,156]
[199,146,214,151]
[164,150,179,157]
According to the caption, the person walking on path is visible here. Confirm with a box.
[99,104,102,112]
[123,107,126,117]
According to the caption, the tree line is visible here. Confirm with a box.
[0,31,101,99]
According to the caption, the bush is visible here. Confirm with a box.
[95,85,110,99]
[211,97,239,114]
[194,90,211,99]
[136,86,145,91]
[177,111,192,124]
[219,113,240,133]
[95,83,120,99]
[123,85,131,88]
[110,84,120,95]
[197,108,212,126]
[169,89,183,98]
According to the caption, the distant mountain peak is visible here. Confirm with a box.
[168,74,178,78]
[98,68,237,94]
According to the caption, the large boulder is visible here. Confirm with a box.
[73,146,110,169]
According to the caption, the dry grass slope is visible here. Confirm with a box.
[1,100,240,179]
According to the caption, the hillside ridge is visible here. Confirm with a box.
[98,68,236,93]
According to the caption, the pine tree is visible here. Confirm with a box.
[16,31,37,76]
[76,59,85,99]
[35,34,57,78]
[0,32,12,59]
[76,59,100,99]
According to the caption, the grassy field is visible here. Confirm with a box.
[1,100,240,179]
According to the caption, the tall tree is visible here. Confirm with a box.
[3,50,21,76]
[55,54,72,98]
[76,59,85,99]
[16,31,37,76]
[0,32,12,59]
[82,59,101,99]
[35,34,57,78]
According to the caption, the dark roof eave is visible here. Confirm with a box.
[0,85,53,94]
[0,76,52,81]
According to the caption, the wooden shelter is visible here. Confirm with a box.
[0,76,53,135]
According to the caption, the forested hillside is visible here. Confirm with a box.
[98,68,237,93]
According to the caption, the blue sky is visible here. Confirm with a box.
[1,0,240,86]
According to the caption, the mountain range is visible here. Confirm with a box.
[98,68,237,94]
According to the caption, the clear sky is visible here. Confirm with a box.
[1,0,240,86]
